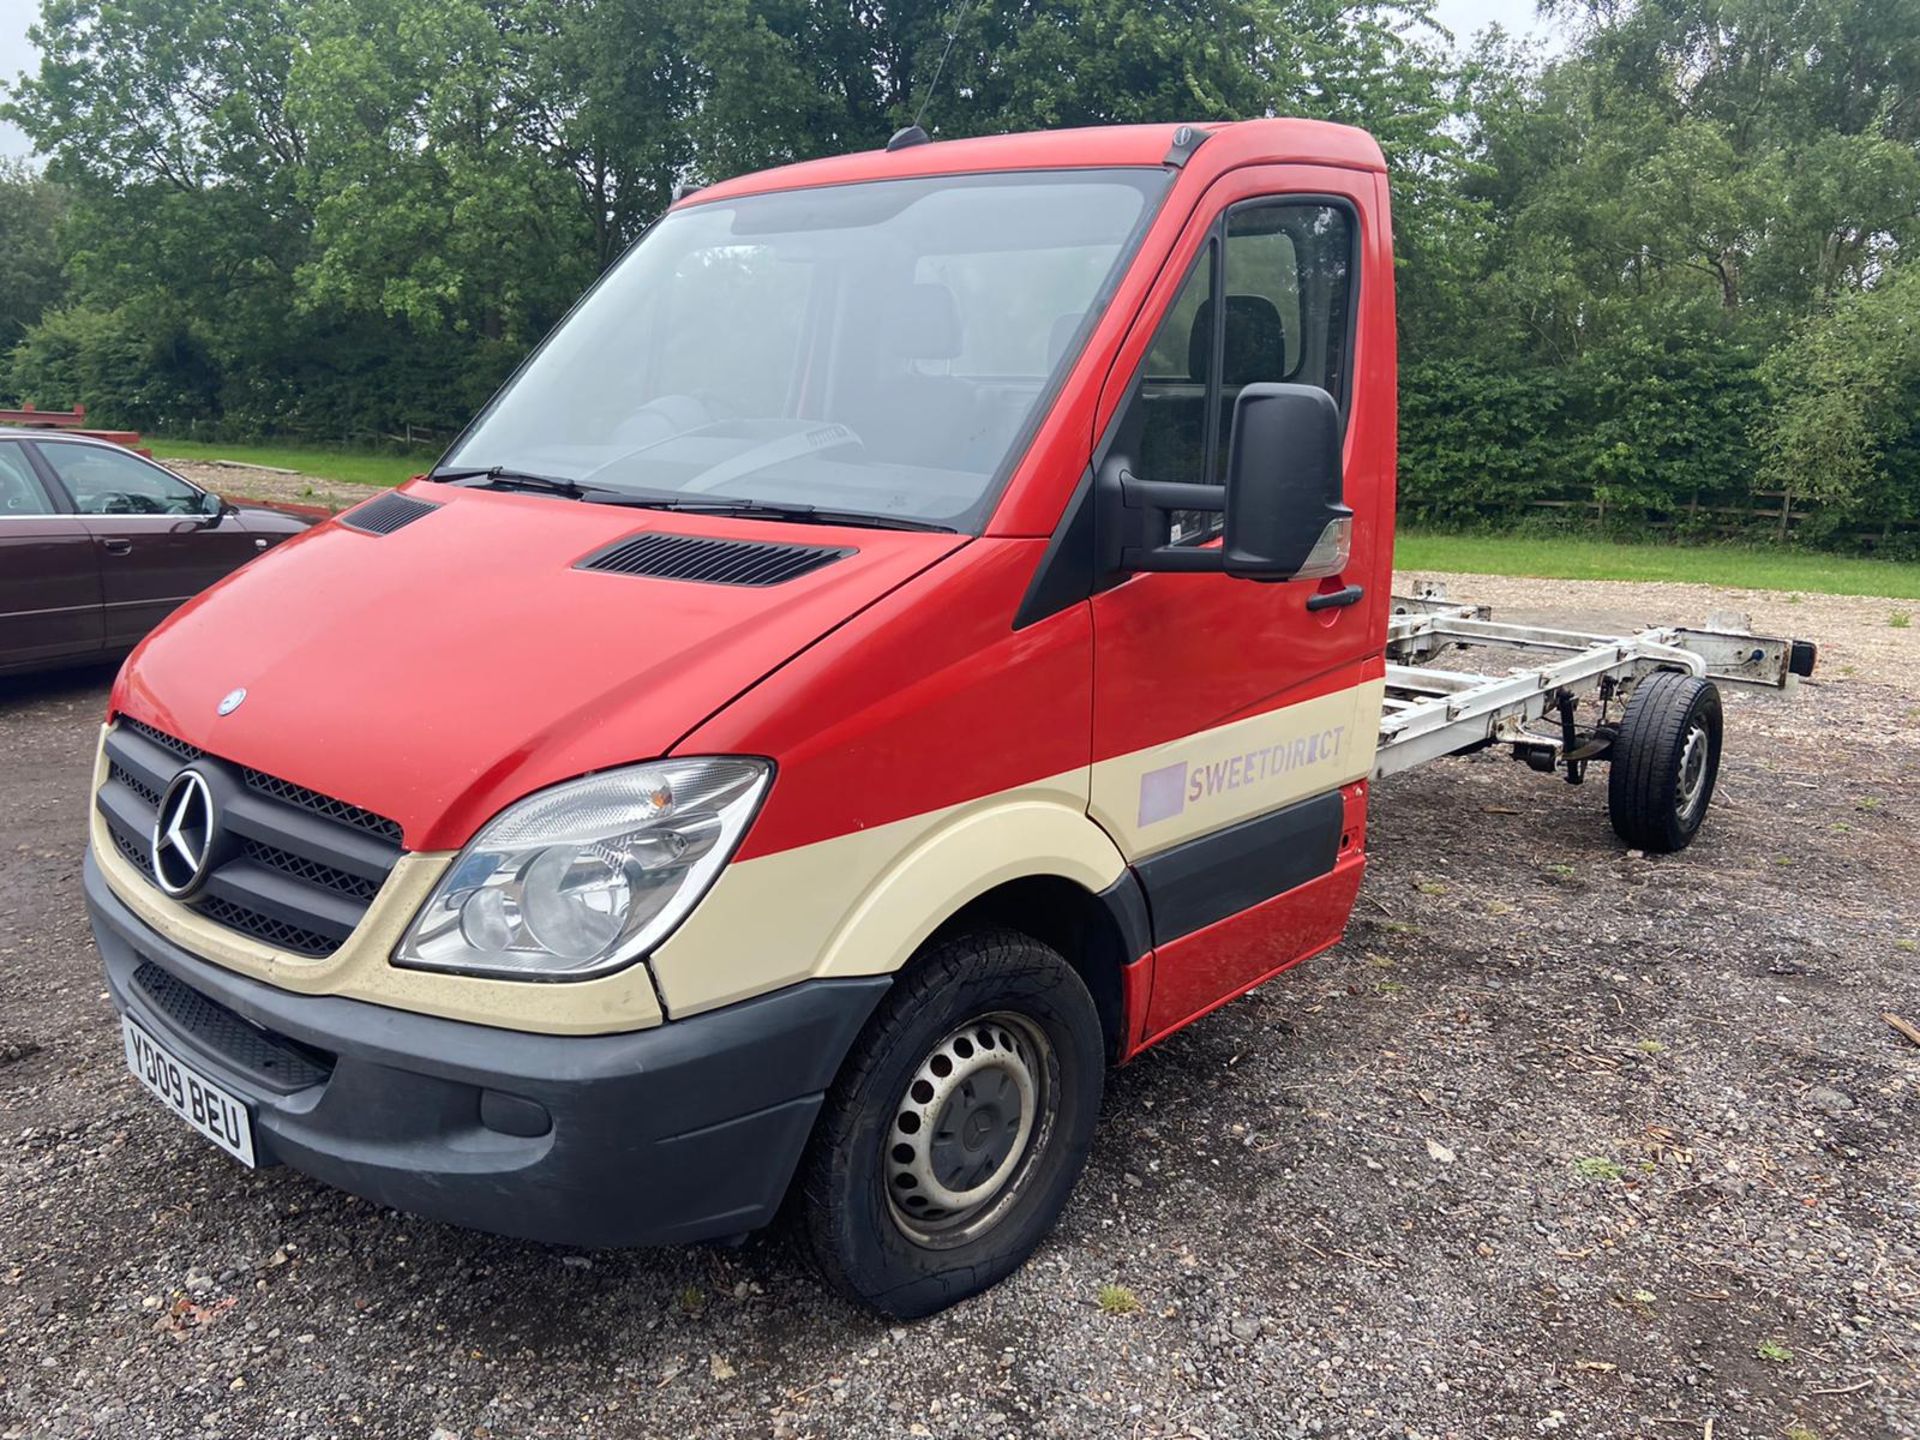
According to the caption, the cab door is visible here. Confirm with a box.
[0,439,103,671]
[1086,166,1390,1043]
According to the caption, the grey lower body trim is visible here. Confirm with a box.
[1133,789,1344,944]
[87,851,890,1247]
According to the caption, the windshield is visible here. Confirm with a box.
[439,169,1168,530]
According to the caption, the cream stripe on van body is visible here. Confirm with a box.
[1089,678,1385,859]
[651,677,1384,1018]
[92,679,1384,1033]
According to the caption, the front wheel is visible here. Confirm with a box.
[1608,670,1724,852]
[799,928,1104,1317]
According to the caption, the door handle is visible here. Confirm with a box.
[1305,583,1364,612]
[102,538,133,556]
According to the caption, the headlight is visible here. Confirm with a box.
[394,758,770,980]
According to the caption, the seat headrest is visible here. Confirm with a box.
[1187,294,1288,387]
[887,283,963,361]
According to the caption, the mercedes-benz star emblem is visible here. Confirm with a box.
[152,770,218,898]
[217,687,247,716]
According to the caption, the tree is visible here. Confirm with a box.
[1757,269,1920,543]
[0,161,67,370]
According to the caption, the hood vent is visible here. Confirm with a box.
[580,532,850,586]
[342,492,440,536]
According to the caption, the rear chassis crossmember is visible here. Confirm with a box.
[1375,587,1816,783]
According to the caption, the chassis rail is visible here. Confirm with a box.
[1375,589,1815,781]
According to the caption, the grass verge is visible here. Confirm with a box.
[1396,531,1920,600]
[149,439,433,490]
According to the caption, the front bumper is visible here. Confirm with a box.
[87,852,889,1247]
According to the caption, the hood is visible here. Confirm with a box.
[232,501,323,532]
[111,481,965,850]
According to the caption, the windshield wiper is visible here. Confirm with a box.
[430,466,591,499]
[429,471,955,532]
[609,497,957,534]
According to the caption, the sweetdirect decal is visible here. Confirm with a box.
[1137,725,1349,827]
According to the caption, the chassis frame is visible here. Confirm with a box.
[1376,586,1816,785]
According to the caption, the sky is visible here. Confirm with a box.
[0,0,1563,165]
[0,0,35,162]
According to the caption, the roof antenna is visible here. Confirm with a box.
[889,0,977,151]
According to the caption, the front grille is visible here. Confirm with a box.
[196,896,339,958]
[109,823,152,877]
[240,839,380,901]
[241,770,402,844]
[123,717,199,761]
[97,719,404,959]
[109,761,160,808]
[132,961,334,1092]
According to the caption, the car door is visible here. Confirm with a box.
[32,440,261,648]
[0,438,104,671]
[1086,165,1390,1041]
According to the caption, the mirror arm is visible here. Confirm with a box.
[1096,461,1228,575]
[1118,476,1223,515]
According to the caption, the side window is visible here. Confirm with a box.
[1113,200,1355,544]
[36,443,206,517]
[0,443,56,516]
[1131,244,1215,540]
[1212,202,1354,476]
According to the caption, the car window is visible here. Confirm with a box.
[1129,246,1216,542]
[440,170,1169,532]
[37,443,205,517]
[1111,199,1356,545]
[1209,201,1354,478]
[0,443,56,516]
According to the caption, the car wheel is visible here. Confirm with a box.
[799,926,1104,1317]
[1608,670,1724,852]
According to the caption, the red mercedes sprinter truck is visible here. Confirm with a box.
[86,119,1811,1316]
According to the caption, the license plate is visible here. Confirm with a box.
[122,1017,256,1168]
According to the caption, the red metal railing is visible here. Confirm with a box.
[0,403,151,455]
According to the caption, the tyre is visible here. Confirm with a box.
[799,927,1105,1317]
[1608,670,1724,852]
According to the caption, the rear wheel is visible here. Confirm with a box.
[1608,670,1723,852]
[799,927,1104,1317]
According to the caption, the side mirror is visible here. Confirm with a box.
[1096,381,1352,580]
[1222,383,1351,582]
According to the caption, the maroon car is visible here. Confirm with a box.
[0,430,311,676]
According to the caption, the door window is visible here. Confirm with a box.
[1211,202,1354,475]
[0,443,56,516]
[1113,199,1356,542]
[1133,245,1215,526]
[36,443,207,516]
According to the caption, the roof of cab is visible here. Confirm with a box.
[682,118,1387,208]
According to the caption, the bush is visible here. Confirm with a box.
[9,301,219,430]
[1398,359,1570,525]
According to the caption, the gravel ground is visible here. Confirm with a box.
[163,461,388,515]
[1,575,1915,1440]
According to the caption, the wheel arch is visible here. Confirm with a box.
[651,790,1145,1022]
[809,798,1146,1063]
[929,872,1149,1062]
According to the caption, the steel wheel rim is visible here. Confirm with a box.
[884,1012,1055,1248]
[1675,721,1711,823]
